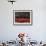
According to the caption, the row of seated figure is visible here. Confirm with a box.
[0,33,46,46]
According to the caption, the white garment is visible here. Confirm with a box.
[28,45,32,46]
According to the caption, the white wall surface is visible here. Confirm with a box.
[0,0,46,42]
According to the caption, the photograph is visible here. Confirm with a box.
[0,0,46,46]
[13,10,32,25]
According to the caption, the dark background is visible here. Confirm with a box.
[15,12,30,18]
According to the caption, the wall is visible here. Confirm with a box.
[0,0,46,42]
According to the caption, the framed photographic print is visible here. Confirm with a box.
[13,10,32,25]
